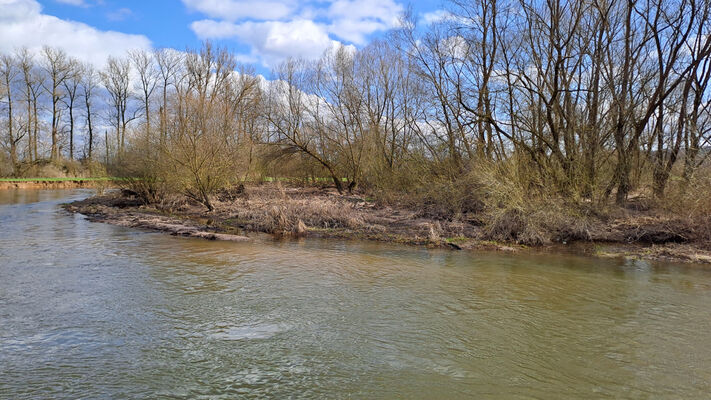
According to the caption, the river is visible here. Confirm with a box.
[1,189,711,399]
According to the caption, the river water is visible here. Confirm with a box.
[1,189,711,399]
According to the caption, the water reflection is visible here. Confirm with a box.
[1,189,711,399]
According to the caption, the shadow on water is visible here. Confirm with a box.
[1,189,711,399]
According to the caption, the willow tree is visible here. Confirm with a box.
[266,57,351,193]
[162,42,252,211]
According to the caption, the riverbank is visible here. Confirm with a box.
[61,184,711,265]
[0,178,117,190]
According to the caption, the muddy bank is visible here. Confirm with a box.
[0,180,112,190]
[63,186,711,264]
[63,195,250,242]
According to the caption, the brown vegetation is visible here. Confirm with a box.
[3,0,711,263]
[64,182,711,264]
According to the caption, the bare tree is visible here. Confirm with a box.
[16,48,42,162]
[0,54,21,171]
[101,56,135,160]
[129,49,159,148]
[61,58,81,160]
[652,0,711,195]
[161,42,242,210]
[0,54,25,173]
[311,45,370,192]
[155,48,183,146]
[41,46,71,161]
[81,62,100,160]
[267,58,349,193]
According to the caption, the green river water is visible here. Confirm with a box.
[1,189,711,399]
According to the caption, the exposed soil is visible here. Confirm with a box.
[62,194,249,242]
[62,185,711,265]
[0,180,108,190]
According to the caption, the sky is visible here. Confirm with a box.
[0,0,445,74]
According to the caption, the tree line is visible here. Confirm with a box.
[1,0,710,210]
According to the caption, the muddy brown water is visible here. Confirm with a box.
[2,189,711,399]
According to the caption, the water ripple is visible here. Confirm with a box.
[2,189,711,399]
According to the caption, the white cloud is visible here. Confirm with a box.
[327,18,390,45]
[322,0,405,44]
[181,0,294,21]
[54,0,87,6]
[421,9,473,26]
[439,36,469,60]
[0,0,152,67]
[54,0,104,7]
[192,18,344,66]
[191,19,241,39]
[327,0,402,26]
[186,0,404,65]
[422,10,453,25]
[107,7,133,22]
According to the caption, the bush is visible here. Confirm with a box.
[113,147,170,205]
[0,152,12,177]
[81,159,108,177]
[656,169,711,242]
[482,202,595,245]
[371,157,599,245]
[369,159,486,221]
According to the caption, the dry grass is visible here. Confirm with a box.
[104,152,711,252]
[369,159,711,247]
[654,174,711,243]
[65,177,711,264]
[211,184,365,235]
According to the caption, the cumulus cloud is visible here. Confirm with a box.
[192,18,344,66]
[181,0,294,21]
[190,19,241,39]
[327,0,402,27]
[326,0,403,44]
[187,0,405,66]
[54,0,87,6]
[0,0,152,67]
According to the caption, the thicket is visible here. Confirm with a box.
[1,0,710,243]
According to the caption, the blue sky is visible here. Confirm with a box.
[1,0,444,74]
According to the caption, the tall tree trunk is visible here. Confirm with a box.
[32,99,38,161]
[5,82,16,171]
[85,95,94,159]
[51,98,58,161]
[68,99,74,160]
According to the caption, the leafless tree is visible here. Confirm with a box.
[0,54,21,171]
[155,48,183,145]
[129,49,159,148]
[41,46,72,161]
[61,58,81,160]
[101,56,136,160]
[16,48,42,162]
[81,62,100,159]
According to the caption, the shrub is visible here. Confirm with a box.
[113,147,170,205]
[0,152,12,177]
